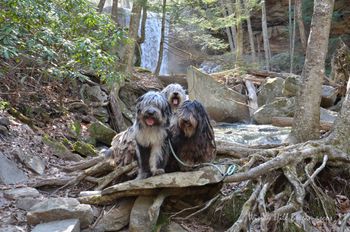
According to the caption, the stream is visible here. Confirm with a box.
[214,123,291,146]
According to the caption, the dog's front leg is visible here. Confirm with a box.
[135,145,149,179]
[149,144,165,176]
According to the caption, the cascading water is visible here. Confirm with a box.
[118,8,169,75]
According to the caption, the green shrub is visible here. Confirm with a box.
[0,0,126,81]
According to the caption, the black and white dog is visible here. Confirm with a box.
[133,91,172,179]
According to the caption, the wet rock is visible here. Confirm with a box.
[72,141,98,157]
[88,121,117,145]
[42,135,82,161]
[282,75,301,97]
[95,199,134,231]
[31,219,80,232]
[257,77,284,106]
[27,198,94,228]
[0,152,27,184]
[129,196,155,232]
[12,148,46,175]
[187,66,250,123]
[321,85,338,108]
[4,187,40,200]
[253,97,295,124]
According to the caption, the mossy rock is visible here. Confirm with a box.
[42,135,82,161]
[72,141,98,157]
[88,121,117,145]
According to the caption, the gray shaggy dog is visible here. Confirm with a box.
[161,83,187,112]
[166,100,216,172]
[134,91,172,179]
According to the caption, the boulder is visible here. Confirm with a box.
[42,135,82,161]
[80,84,108,104]
[187,66,250,123]
[92,106,109,123]
[88,121,117,145]
[253,97,338,125]
[321,85,338,108]
[27,198,94,228]
[4,187,40,200]
[257,77,284,106]
[16,197,43,211]
[72,141,98,157]
[282,75,301,97]
[0,153,27,184]
[95,199,134,231]
[320,108,338,123]
[31,219,80,232]
[12,148,46,175]
[253,97,295,124]
[129,196,155,232]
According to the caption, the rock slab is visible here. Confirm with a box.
[257,77,284,106]
[187,66,250,123]
[0,152,27,184]
[27,198,93,228]
[31,219,80,232]
[4,187,40,200]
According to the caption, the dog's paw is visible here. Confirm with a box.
[151,168,165,176]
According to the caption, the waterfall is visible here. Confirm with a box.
[118,8,169,75]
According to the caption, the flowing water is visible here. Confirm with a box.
[118,8,169,75]
[214,123,291,146]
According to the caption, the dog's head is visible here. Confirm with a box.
[176,100,213,138]
[161,84,187,112]
[136,91,171,128]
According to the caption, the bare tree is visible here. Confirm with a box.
[111,0,119,23]
[243,0,256,63]
[97,0,106,13]
[295,0,307,52]
[261,0,271,70]
[154,0,167,76]
[235,0,244,66]
[138,3,148,44]
[289,0,335,143]
[121,0,143,75]
[219,0,235,58]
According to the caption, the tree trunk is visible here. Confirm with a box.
[289,0,334,143]
[138,3,148,44]
[219,0,235,59]
[121,0,143,75]
[326,79,350,153]
[243,0,256,63]
[97,0,106,13]
[295,0,307,52]
[290,4,296,73]
[154,0,167,77]
[261,0,271,70]
[235,0,244,66]
[227,1,238,49]
[111,0,119,23]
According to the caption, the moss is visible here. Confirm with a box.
[88,121,116,145]
[72,141,98,157]
[42,134,72,155]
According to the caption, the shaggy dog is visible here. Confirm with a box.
[133,91,172,179]
[166,100,216,172]
[161,83,187,112]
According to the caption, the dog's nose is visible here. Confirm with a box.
[146,109,156,116]
[173,92,179,96]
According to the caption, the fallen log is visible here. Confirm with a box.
[271,116,333,131]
